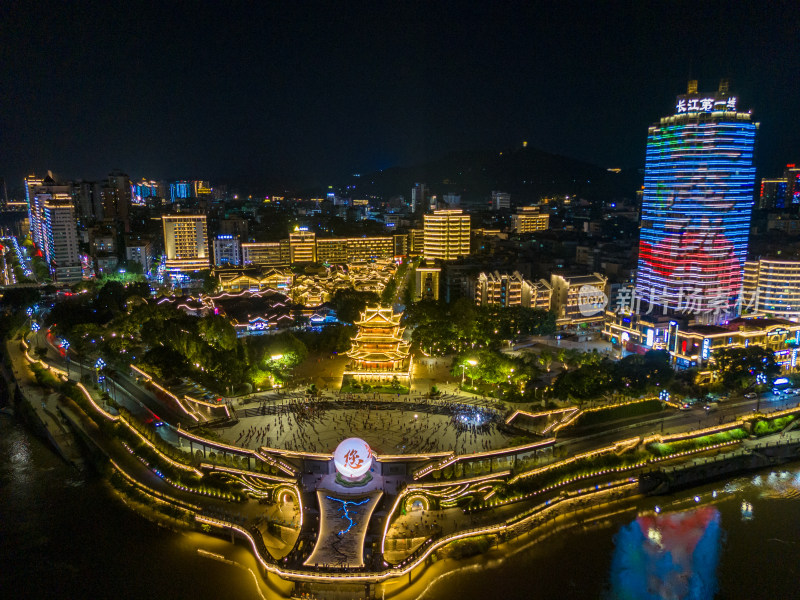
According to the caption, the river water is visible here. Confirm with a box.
[3,416,800,600]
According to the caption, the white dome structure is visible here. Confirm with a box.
[333,438,373,480]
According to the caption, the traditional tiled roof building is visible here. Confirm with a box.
[344,305,411,383]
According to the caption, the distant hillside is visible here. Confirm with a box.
[337,146,642,205]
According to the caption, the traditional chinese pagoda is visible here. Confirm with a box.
[343,305,412,384]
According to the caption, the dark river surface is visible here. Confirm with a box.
[3,415,800,600]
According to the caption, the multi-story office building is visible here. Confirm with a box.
[213,235,241,267]
[43,196,82,281]
[743,259,800,321]
[510,206,549,233]
[241,242,288,266]
[162,214,210,272]
[759,178,788,210]
[288,229,317,263]
[785,165,800,207]
[125,238,153,273]
[423,209,470,260]
[635,79,757,322]
[491,191,511,210]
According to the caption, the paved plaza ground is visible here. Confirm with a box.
[219,398,519,455]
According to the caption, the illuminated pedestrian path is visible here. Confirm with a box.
[305,489,382,568]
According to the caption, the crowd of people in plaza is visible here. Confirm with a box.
[227,393,508,455]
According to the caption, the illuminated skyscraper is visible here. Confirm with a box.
[43,196,82,281]
[635,79,758,321]
[423,209,470,260]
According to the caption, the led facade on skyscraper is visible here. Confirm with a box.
[635,80,758,321]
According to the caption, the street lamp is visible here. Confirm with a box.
[466,359,477,387]
[95,358,106,387]
[61,339,70,378]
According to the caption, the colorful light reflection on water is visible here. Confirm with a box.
[609,506,722,600]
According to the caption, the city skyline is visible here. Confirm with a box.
[2,2,799,191]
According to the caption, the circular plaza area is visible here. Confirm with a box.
[219,393,524,455]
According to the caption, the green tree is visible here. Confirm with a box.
[331,289,380,324]
[712,346,780,389]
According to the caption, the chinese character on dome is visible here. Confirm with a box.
[687,99,700,111]
[700,98,714,111]
[343,449,364,469]
[676,99,687,113]
[726,97,737,110]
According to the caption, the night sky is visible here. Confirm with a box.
[2,1,798,192]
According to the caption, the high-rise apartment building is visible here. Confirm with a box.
[103,170,132,230]
[25,174,74,253]
[635,80,758,321]
[510,206,549,233]
[43,196,82,281]
[213,234,241,267]
[72,180,105,222]
[24,174,45,248]
[423,209,470,260]
[411,183,427,213]
[162,215,210,272]
[473,271,553,309]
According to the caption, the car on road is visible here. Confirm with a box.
[744,392,757,399]
[703,402,719,412]
[679,402,692,411]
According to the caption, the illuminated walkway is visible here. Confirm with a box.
[305,489,382,568]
